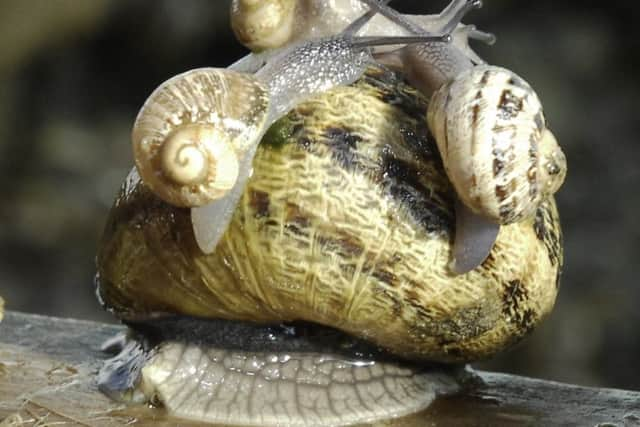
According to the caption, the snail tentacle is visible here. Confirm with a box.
[132,68,270,208]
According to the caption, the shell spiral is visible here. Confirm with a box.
[132,68,270,207]
[427,65,567,224]
[99,68,562,363]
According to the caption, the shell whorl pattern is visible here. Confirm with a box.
[427,65,566,224]
[132,68,270,207]
[230,0,297,51]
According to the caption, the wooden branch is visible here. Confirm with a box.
[1,311,638,426]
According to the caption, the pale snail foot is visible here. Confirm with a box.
[450,197,500,275]
[98,318,461,427]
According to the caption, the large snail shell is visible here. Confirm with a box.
[99,68,562,363]
[132,68,270,207]
[427,65,567,224]
[230,0,297,51]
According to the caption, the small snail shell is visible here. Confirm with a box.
[132,68,270,207]
[427,65,567,224]
[230,0,297,51]
[230,0,491,67]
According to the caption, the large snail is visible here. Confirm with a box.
[96,1,564,426]
[359,0,567,273]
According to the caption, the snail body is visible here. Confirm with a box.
[427,65,566,223]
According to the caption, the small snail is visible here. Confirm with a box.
[133,6,448,254]
[360,0,567,273]
[97,67,563,426]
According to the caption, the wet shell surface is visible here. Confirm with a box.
[98,68,563,364]
[132,68,270,207]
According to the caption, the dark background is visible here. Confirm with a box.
[1,0,638,390]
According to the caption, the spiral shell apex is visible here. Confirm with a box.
[230,0,297,51]
[427,65,566,224]
[132,68,270,207]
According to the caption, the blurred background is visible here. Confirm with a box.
[0,0,638,390]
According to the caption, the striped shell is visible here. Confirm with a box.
[427,65,567,224]
[132,68,270,207]
[98,68,563,363]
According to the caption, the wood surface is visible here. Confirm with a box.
[1,311,638,426]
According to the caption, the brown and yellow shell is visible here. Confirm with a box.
[97,67,562,363]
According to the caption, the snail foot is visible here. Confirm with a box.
[97,317,461,426]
